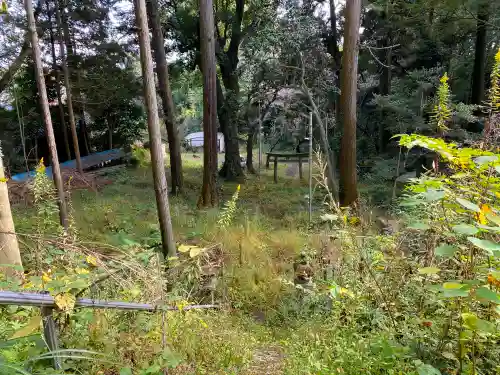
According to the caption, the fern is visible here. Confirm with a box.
[217,185,241,229]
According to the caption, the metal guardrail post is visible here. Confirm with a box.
[41,306,62,370]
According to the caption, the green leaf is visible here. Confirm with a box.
[485,212,500,226]
[467,237,500,255]
[119,367,133,375]
[414,360,442,375]
[408,222,430,230]
[474,155,498,165]
[442,288,469,298]
[435,244,457,258]
[424,189,445,201]
[475,287,500,304]
[462,313,495,333]
[418,267,440,275]
[10,316,42,339]
[443,282,463,289]
[456,198,480,212]
[452,224,479,235]
[441,352,457,361]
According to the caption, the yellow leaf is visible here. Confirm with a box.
[178,244,192,253]
[86,255,98,267]
[42,272,52,283]
[10,315,42,339]
[178,244,205,257]
[55,293,76,313]
[75,267,90,275]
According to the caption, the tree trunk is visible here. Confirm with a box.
[328,0,341,121]
[338,0,361,206]
[61,0,88,153]
[25,0,69,230]
[0,145,23,280]
[108,118,113,150]
[246,125,256,174]
[46,0,71,161]
[55,0,82,173]
[134,0,176,258]
[377,31,392,153]
[198,0,219,207]
[216,77,244,180]
[216,0,244,181]
[147,0,183,195]
[470,1,489,104]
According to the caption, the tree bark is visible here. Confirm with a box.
[216,77,243,180]
[327,0,341,121]
[134,0,176,258]
[216,0,244,180]
[246,125,256,174]
[147,0,184,195]
[46,1,71,161]
[377,20,392,153]
[25,0,69,230]
[339,0,361,206]
[198,0,219,207]
[0,145,23,280]
[55,0,82,173]
[470,1,489,105]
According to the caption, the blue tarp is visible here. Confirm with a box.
[11,149,125,182]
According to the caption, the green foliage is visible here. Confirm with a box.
[398,133,500,372]
[489,48,500,113]
[217,184,241,229]
[432,73,452,132]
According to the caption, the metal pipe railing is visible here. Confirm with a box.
[0,291,218,311]
[0,290,218,370]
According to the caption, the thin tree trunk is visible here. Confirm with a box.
[470,1,489,104]
[0,145,23,280]
[328,0,341,121]
[46,0,71,161]
[55,0,82,173]
[25,0,68,230]
[198,0,218,207]
[246,125,256,174]
[61,0,89,155]
[108,118,113,150]
[134,0,176,258]
[147,0,183,195]
[378,30,392,153]
[339,0,361,206]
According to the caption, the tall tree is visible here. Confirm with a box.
[470,0,490,104]
[46,0,71,161]
[25,0,69,229]
[134,0,176,258]
[146,0,184,195]
[339,0,361,206]
[215,0,245,180]
[0,144,23,280]
[198,0,219,207]
[55,0,82,173]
